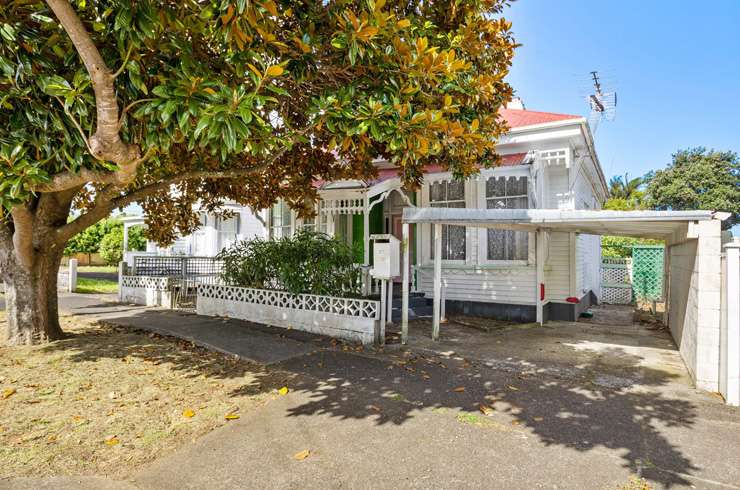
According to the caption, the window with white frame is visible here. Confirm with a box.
[269,200,292,239]
[429,180,466,260]
[217,214,239,251]
[485,176,528,261]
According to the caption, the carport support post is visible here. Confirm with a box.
[432,223,442,341]
[536,229,545,325]
[401,222,410,344]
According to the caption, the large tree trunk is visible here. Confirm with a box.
[3,247,65,345]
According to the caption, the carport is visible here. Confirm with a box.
[399,208,733,397]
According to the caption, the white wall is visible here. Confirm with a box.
[667,220,723,391]
[545,232,570,301]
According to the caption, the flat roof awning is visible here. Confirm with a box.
[402,208,727,240]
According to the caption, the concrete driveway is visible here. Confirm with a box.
[3,296,740,489]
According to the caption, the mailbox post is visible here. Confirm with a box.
[370,235,401,342]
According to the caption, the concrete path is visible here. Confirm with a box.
[2,294,740,489]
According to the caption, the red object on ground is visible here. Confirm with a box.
[566,296,580,304]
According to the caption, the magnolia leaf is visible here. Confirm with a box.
[478,404,494,416]
[264,65,284,77]
[293,449,310,460]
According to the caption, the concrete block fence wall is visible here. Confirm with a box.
[196,284,383,345]
[667,220,724,393]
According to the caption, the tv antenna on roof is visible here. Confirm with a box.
[586,70,617,134]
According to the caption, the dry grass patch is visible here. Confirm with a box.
[0,313,287,478]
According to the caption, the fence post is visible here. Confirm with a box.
[67,258,77,293]
[117,261,125,302]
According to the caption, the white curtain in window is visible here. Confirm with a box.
[430,180,466,260]
[270,201,292,239]
[486,176,528,260]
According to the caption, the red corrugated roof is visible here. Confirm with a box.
[499,108,581,128]
[314,107,581,188]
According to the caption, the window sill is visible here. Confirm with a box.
[416,263,532,271]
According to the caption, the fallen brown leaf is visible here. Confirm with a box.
[2,388,16,399]
[293,449,310,460]
[478,404,494,416]
[452,386,466,393]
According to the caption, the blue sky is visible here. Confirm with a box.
[504,0,740,184]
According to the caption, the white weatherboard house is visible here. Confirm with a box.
[147,104,608,323]
[130,104,738,404]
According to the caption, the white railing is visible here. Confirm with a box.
[198,283,380,320]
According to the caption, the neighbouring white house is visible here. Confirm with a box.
[136,102,609,323]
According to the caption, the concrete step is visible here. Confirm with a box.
[391,296,431,308]
[391,305,434,321]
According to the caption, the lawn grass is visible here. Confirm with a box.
[0,313,288,478]
[77,265,118,273]
[75,277,118,294]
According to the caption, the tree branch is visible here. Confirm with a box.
[111,43,134,79]
[118,98,155,129]
[32,147,156,193]
[46,0,140,165]
[55,163,271,243]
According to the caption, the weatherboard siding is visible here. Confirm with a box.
[545,232,571,302]
[417,265,537,305]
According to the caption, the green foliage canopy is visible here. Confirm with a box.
[0,0,517,245]
[644,148,739,229]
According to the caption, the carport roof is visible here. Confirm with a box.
[401,208,726,239]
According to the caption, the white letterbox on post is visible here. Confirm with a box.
[370,234,400,279]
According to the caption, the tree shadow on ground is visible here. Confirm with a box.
[37,309,707,488]
[269,345,700,487]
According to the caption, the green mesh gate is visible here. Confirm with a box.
[632,245,664,302]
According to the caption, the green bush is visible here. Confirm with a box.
[601,235,663,258]
[98,226,147,265]
[218,230,361,298]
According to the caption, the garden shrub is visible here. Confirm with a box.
[218,230,360,297]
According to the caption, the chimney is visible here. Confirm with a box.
[506,97,525,110]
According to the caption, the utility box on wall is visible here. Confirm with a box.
[370,234,400,279]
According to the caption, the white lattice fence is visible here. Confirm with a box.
[601,258,633,304]
[198,284,379,319]
[197,284,382,345]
